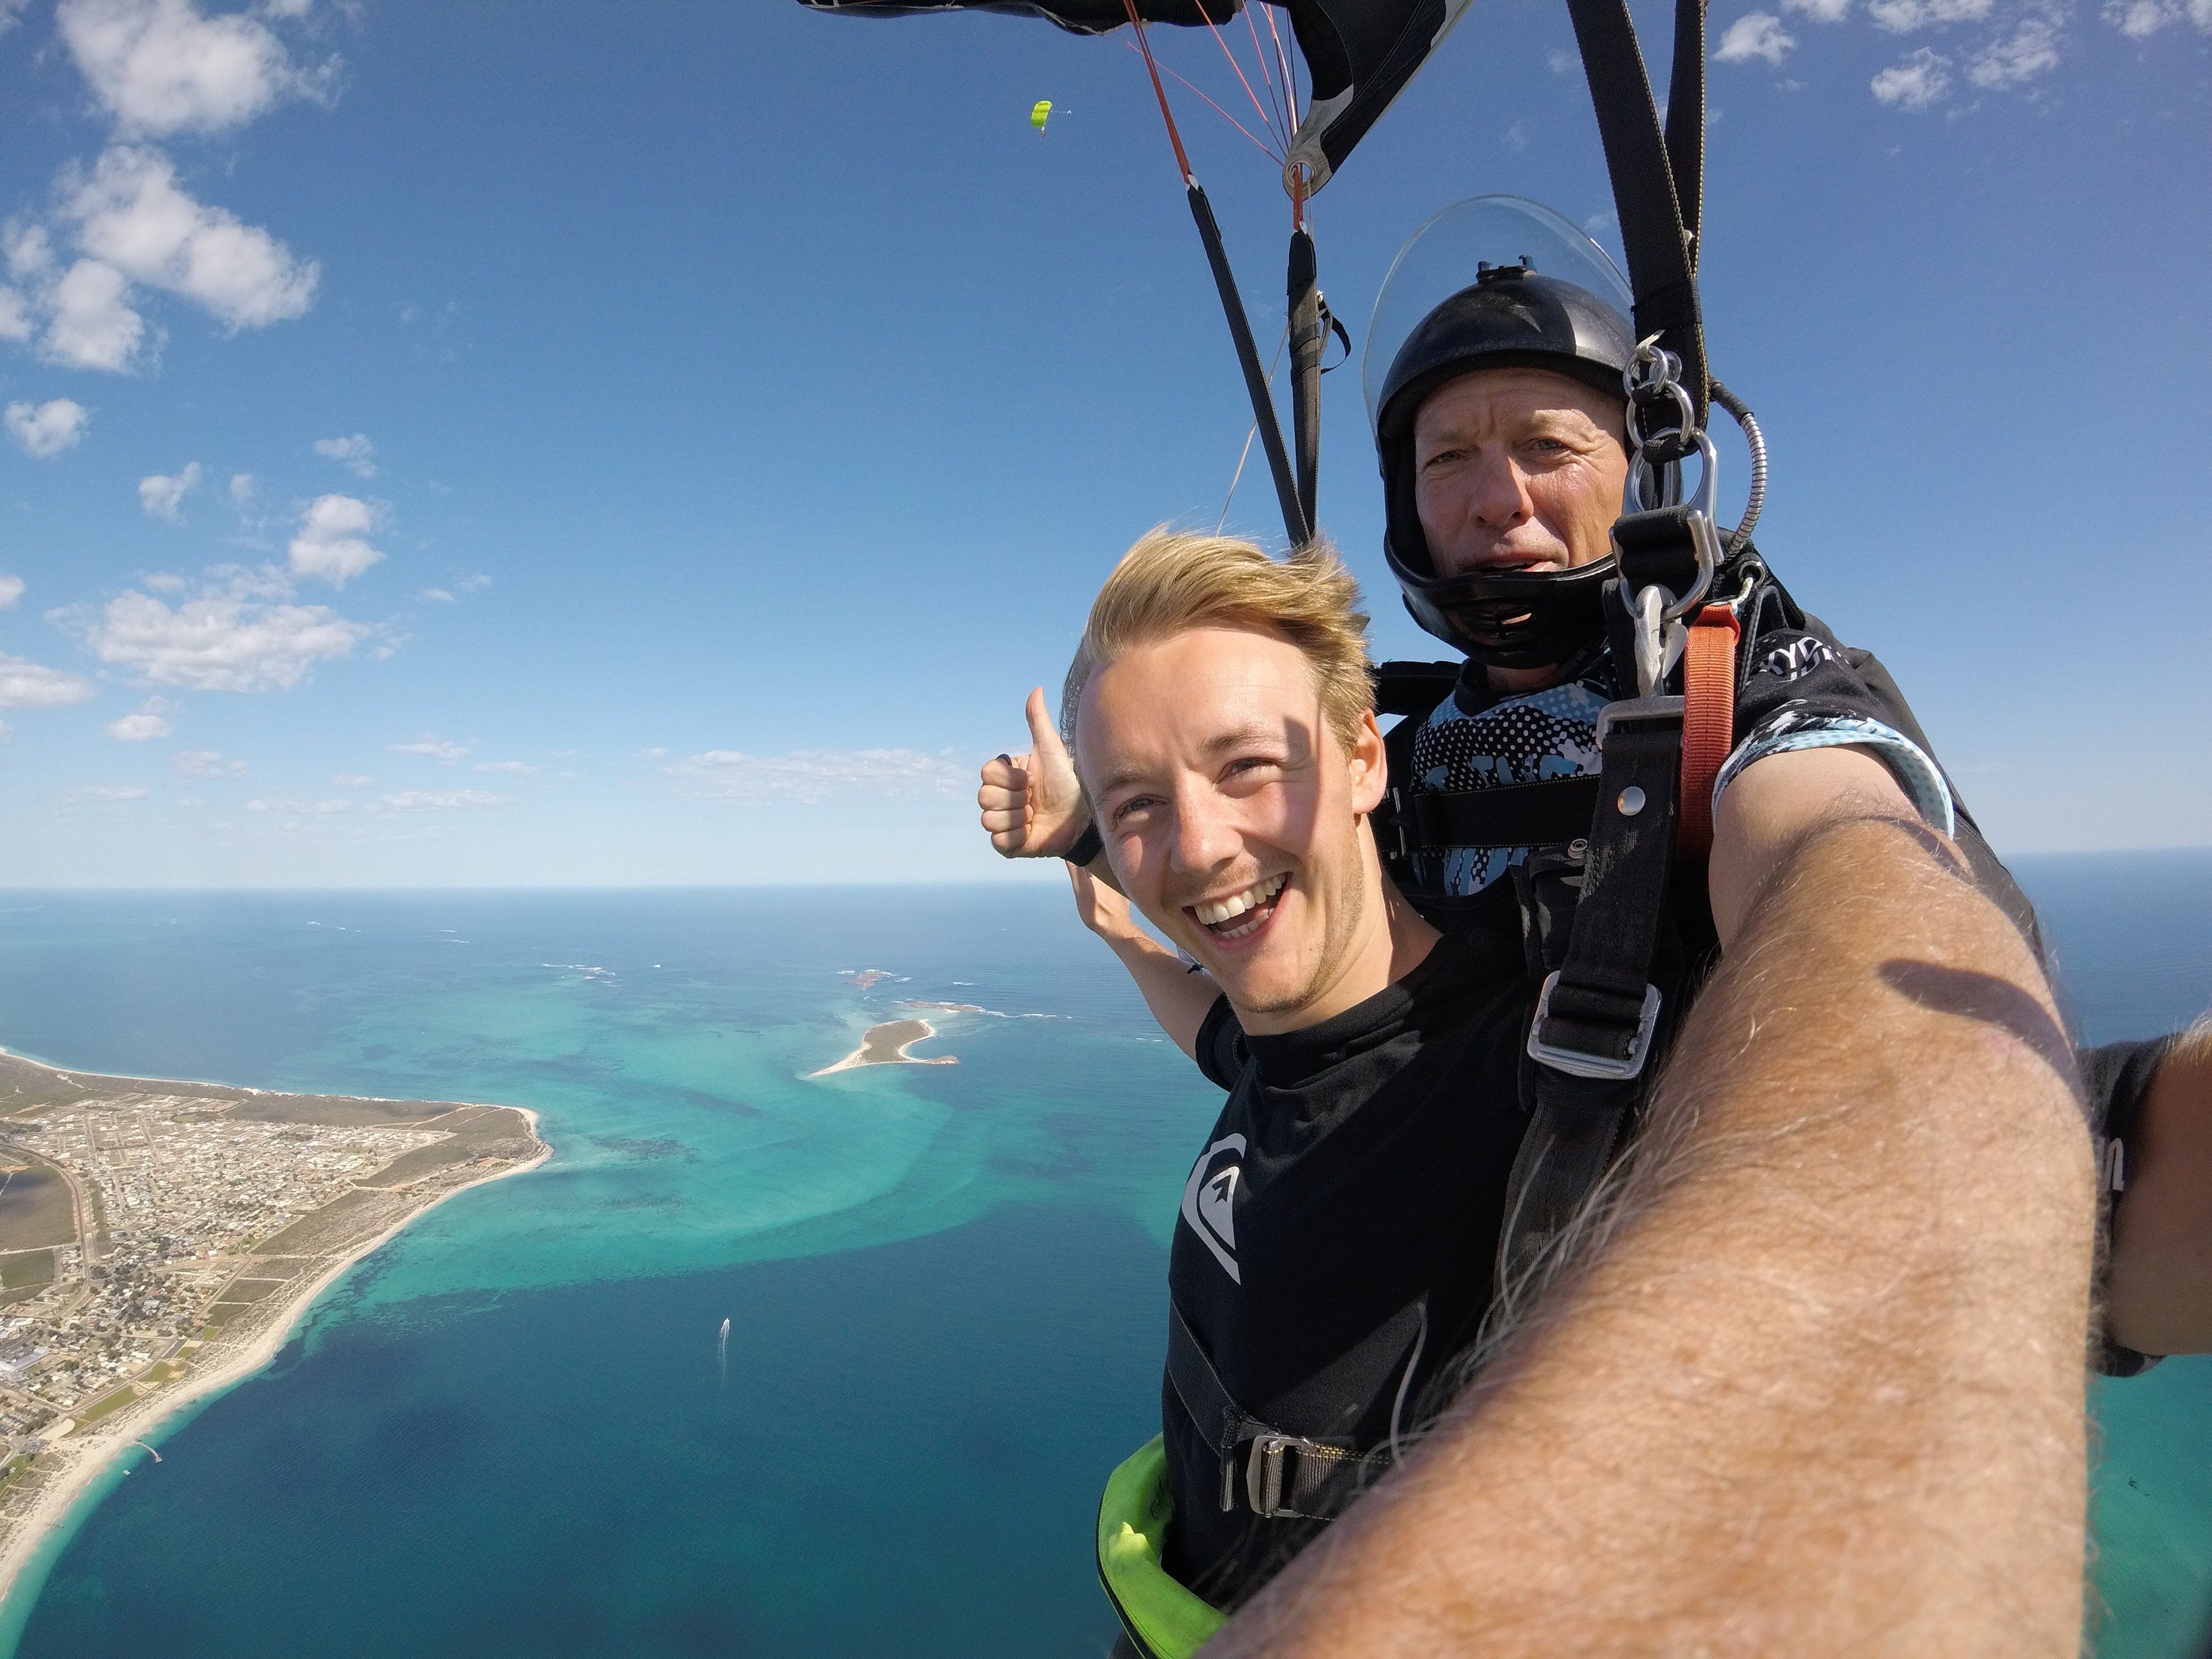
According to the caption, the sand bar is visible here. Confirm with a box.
[808,1018,959,1078]
[0,1047,549,1618]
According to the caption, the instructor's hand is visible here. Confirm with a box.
[977,686,1087,859]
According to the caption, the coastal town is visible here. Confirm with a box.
[0,1048,546,1594]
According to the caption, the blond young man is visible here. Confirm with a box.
[979,531,2098,1651]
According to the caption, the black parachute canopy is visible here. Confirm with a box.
[794,0,1472,191]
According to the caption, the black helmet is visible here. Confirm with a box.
[1376,264,1635,669]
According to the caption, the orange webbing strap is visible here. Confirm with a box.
[1677,603,1741,860]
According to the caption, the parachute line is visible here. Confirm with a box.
[1117,43,1285,164]
[1122,4,1196,183]
[1199,10,1288,156]
[1238,4,1291,148]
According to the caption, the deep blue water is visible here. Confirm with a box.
[0,862,2201,1657]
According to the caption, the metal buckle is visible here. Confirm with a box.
[1379,786,1412,863]
[1245,1433,1321,1520]
[1527,970,1663,1081]
[1593,696,1683,749]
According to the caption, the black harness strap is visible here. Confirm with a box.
[1376,777,1604,860]
[1663,0,1707,275]
[1165,1299,1392,1522]
[1563,0,1707,418]
[1498,689,1684,1294]
[1288,226,1324,536]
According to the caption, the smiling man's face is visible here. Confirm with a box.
[1412,366,1631,581]
[1076,622,1389,1034]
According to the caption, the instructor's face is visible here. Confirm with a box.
[1412,367,1630,581]
[1074,623,1387,1035]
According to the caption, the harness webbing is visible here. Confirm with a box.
[1564,0,1709,419]
[1500,691,1686,1293]
[1676,603,1740,857]
[1164,1298,1392,1522]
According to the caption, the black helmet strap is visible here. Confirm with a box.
[1564,0,1709,426]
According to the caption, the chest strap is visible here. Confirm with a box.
[1164,1299,1393,1523]
[1375,776,1604,860]
[1500,688,1685,1295]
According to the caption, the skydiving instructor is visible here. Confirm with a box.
[974,207,2212,1643]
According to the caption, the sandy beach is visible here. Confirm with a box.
[0,1057,549,1622]
[808,1017,959,1078]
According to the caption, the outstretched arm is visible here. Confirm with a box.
[1202,811,2097,1657]
[1067,865,1220,1061]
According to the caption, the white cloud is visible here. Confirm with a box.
[64,783,150,803]
[62,146,318,331]
[1546,46,1578,72]
[0,0,30,35]
[6,398,91,458]
[228,471,256,505]
[4,222,149,372]
[1866,0,1990,30]
[1970,18,2062,84]
[75,576,370,691]
[57,0,332,138]
[287,494,383,586]
[1502,118,1532,151]
[43,259,148,370]
[0,575,22,610]
[1717,11,1798,61]
[106,696,176,740]
[418,587,455,603]
[1872,44,1954,104]
[172,747,243,777]
[2102,0,2208,32]
[663,748,967,806]
[473,760,535,776]
[378,789,506,812]
[1781,0,1852,18]
[312,432,375,477]
[0,653,97,711]
[138,459,202,521]
[390,737,468,760]
[332,773,373,788]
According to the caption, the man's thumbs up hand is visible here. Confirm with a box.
[977,687,1090,860]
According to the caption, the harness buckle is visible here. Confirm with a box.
[1378,785,1412,863]
[1527,970,1663,1081]
[1245,1433,1333,1521]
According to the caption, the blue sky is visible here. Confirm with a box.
[0,0,2204,886]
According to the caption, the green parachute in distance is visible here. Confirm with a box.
[1031,98,1052,128]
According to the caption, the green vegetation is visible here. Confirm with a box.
[0,1161,77,1252]
[0,1249,55,1290]
[79,1386,136,1425]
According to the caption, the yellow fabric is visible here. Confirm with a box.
[1096,1436,1228,1659]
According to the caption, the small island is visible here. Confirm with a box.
[0,1047,548,1610]
[808,1019,958,1078]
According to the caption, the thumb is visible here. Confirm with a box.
[1025,686,1070,765]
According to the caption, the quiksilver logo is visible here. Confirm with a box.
[1181,1134,1246,1283]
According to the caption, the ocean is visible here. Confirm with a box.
[0,857,2203,1657]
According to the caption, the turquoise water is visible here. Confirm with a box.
[0,863,2201,1656]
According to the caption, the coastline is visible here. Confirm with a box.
[807,1017,959,1079]
[0,1079,549,1627]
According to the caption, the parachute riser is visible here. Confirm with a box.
[1287,226,1324,537]
[1186,183,1311,548]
